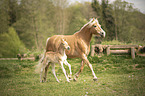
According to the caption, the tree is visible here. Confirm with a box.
[0,0,9,33]
[14,0,56,50]
[51,0,70,35]
[112,0,136,41]
[92,0,101,17]
[8,0,19,26]
[81,2,96,20]
[100,0,115,40]
[67,2,87,35]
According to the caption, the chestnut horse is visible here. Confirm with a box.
[41,18,105,81]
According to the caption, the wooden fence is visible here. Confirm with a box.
[0,54,37,61]
[91,44,144,59]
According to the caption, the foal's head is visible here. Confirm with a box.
[88,18,105,38]
[61,39,70,50]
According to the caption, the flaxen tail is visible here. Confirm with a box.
[35,50,46,73]
[35,37,50,73]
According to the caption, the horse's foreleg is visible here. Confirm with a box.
[59,61,70,82]
[83,56,97,81]
[51,63,60,82]
[74,61,85,81]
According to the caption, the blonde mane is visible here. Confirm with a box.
[79,18,99,31]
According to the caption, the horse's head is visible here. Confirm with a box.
[61,39,70,50]
[89,18,105,38]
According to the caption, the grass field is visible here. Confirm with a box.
[0,55,145,96]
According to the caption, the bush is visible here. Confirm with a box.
[101,40,127,45]
[0,27,26,58]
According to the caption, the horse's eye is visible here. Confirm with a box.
[94,25,97,27]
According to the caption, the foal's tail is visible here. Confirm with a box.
[35,50,46,73]
[35,37,50,73]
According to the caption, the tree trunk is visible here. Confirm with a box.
[32,17,39,50]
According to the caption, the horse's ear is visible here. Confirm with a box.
[91,18,95,22]
[88,18,95,27]
[96,16,100,19]
[89,18,95,22]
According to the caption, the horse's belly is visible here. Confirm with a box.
[65,50,80,58]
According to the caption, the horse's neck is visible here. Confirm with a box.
[58,44,65,56]
[77,25,92,45]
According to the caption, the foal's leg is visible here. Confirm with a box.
[59,61,70,82]
[64,60,72,79]
[40,58,49,82]
[40,64,46,83]
[43,63,50,82]
[51,63,60,82]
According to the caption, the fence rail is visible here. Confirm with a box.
[0,57,35,61]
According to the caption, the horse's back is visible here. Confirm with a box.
[46,34,80,58]
[46,35,62,51]
[46,35,74,50]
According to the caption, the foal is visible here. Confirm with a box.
[40,39,72,82]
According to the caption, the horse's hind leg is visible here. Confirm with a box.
[43,63,50,82]
[51,63,60,82]
[74,61,85,81]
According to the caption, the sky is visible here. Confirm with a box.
[70,0,145,13]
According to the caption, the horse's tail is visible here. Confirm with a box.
[35,37,50,73]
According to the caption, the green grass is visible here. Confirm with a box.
[0,56,145,96]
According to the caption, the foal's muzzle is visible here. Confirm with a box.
[67,46,70,50]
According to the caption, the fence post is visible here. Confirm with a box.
[106,46,110,56]
[131,47,135,59]
[91,45,95,56]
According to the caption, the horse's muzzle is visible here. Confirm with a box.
[100,31,105,38]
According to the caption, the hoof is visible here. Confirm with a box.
[57,81,60,83]
[93,77,98,81]
[67,80,70,83]
[68,76,72,80]
[69,78,72,81]
[40,80,44,83]
[73,78,77,81]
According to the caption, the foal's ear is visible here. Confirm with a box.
[61,38,65,42]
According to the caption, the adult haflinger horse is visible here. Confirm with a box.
[42,18,105,81]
